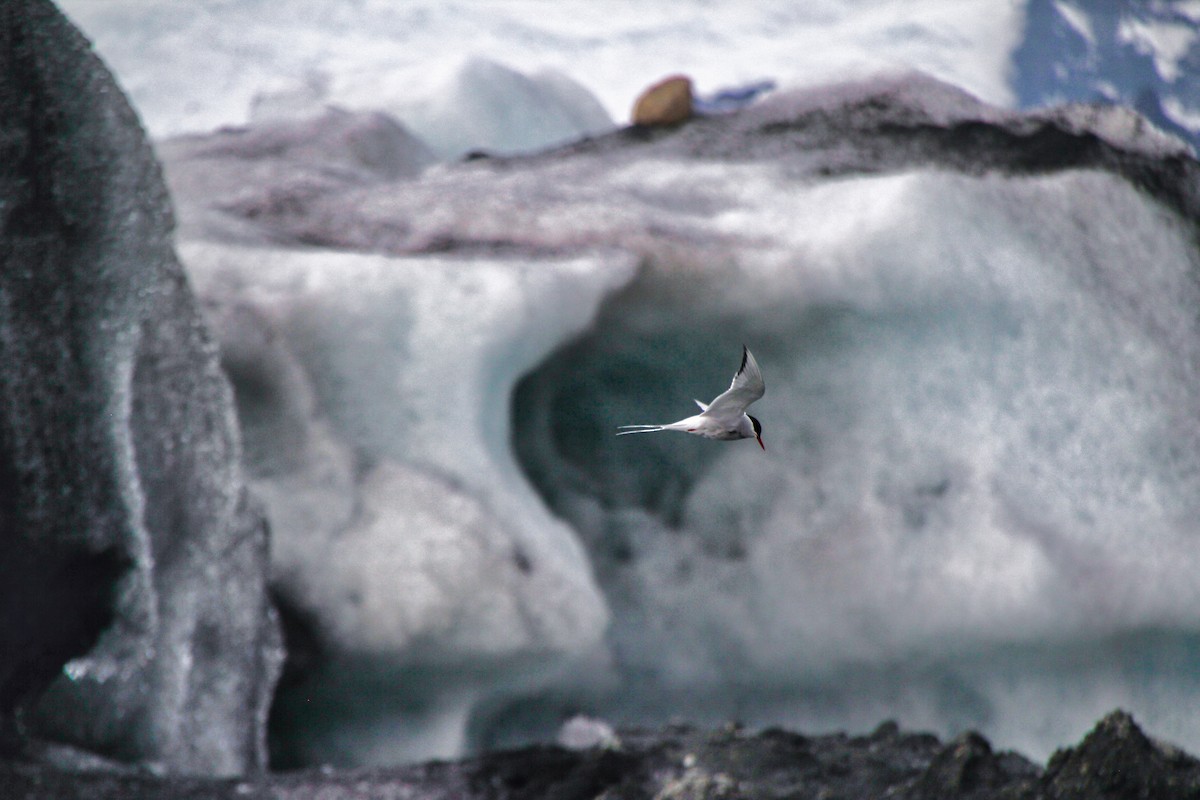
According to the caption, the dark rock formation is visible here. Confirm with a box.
[1042,710,1200,800]
[0,0,280,775]
[0,545,128,754]
[2,710,1197,799]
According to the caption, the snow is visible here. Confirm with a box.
[1163,94,1200,130]
[1054,1,1095,47]
[57,0,1023,140]
[1177,0,1200,23]
[1117,16,1199,83]
[256,56,615,160]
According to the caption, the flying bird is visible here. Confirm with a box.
[617,345,765,450]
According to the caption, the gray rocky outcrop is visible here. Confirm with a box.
[0,0,280,775]
[2,710,1196,799]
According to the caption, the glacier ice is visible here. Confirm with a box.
[245,57,616,162]
[162,70,1200,765]
[329,57,616,161]
[185,244,630,765]
[509,92,1200,760]
[56,0,1024,139]
[520,164,1200,666]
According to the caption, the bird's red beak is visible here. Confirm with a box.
[757,436,765,451]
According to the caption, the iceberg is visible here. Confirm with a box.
[251,57,616,162]
[162,71,1200,765]
[341,57,616,161]
[57,0,1023,139]
[185,244,628,765]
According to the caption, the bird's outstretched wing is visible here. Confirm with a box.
[702,345,765,421]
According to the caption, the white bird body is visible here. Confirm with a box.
[617,346,766,449]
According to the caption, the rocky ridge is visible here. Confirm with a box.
[3,711,1199,799]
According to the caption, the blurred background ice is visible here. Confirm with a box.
[56,1,1200,154]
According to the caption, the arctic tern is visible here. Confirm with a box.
[617,345,765,450]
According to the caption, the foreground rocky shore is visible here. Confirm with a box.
[2,711,1198,799]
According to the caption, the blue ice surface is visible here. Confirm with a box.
[694,79,778,114]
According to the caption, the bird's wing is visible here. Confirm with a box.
[694,399,709,411]
[702,346,765,421]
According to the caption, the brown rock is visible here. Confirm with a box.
[632,75,694,126]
